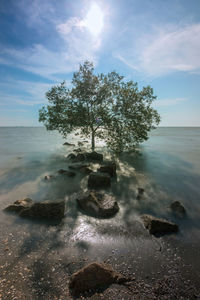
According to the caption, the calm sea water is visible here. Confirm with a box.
[0,126,200,216]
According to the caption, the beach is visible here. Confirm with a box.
[0,127,200,299]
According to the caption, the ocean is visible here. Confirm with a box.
[0,126,200,297]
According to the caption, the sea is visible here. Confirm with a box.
[0,126,200,292]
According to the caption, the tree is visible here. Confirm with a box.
[39,61,160,153]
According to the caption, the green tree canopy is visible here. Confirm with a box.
[39,61,160,152]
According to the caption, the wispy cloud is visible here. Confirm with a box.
[154,97,187,107]
[116,23,200,77]
[0,80,53,106]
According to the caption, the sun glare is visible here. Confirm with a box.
[83,3,104,37]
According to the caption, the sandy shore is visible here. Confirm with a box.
[0,207,199,300]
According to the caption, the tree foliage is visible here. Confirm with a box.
[39,61,160,152]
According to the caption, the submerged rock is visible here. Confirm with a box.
[44,175,55,180]
[57,169,76,177]
[4,198,34,213]
[63,142,75,146]
[97,161,117,177]
[67,153,76,160]
[76,190,119,217]
[78,141,84,146]
[88,172,111,189]
[170,201,186,217]
[69,262,127,296]
[20,199,65,219]
[69,163,90,170]
[136,188,145,200]
[141,214,178,235]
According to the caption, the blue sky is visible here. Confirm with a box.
[0,0,200,126]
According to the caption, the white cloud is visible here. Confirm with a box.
[57,17,83,35]
[154,97,187,107]
[116,23,200,77]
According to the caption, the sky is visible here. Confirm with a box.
[0,0,200,126]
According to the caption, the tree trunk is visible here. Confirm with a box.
[91,131,95,151]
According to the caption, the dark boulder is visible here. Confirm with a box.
[73,148,82,153]
[78,141,84,146]
[76,190,119,218]
[136,188,144,200]
[79,167,92,175]
[69,163,90,170]
[67,153,76,160]
[74,153,85,162]
[85,151,103,162]
[20,199,65,219]
[98,161,116,177]
[88,172,111,189]
[141,214,178,235]
[63,142,75,146]
[170,201,186,217]
[4,198,34,213]
[69,262,127,296]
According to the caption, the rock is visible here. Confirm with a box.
[137,188,144,200]
[85,151,103,162]
[76,191,119,217]
[20,199,65,219]
[141,214,178,235]
[98,161,116,177]
[79,167,92,175]
[4,198,34,213]
[63,142,75,146]
[44,175,55,180]
[88,172,111,189]
[69,262,127,296]
[170,201,186,216]
[58,169,76,177]
[78,141,84,146]
[73,148,82,153]
[74,153,85,162]
[69,163,90,170]
[67,153,76,160]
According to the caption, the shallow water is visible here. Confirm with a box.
[0,127,200,297]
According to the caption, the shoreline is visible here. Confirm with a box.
[0,128,200,299]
